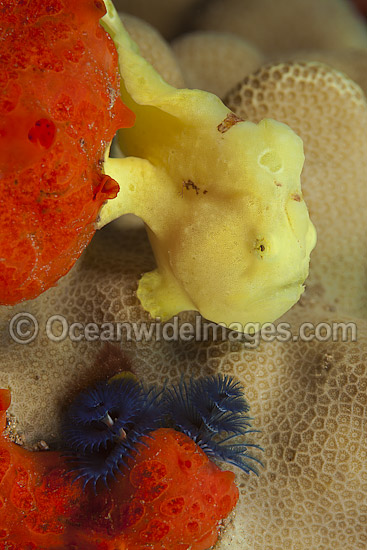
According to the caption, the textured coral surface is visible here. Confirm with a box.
[0,0,134,305]
[0,1,366,549]
[1,222,366,550]
[172,31,264,98]
[192,0,367,53]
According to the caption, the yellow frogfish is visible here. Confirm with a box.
[98,0,317,332]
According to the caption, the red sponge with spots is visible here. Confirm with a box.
[0,0,135,305]
[109,428,239,550]
[0,390,238,550]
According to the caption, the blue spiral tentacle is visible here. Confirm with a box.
[193,374,250,414]
[63,375,164,490]
[198,432,264,475]
[163,374,263,474]
[64,372,262,489]
[64,377,143,454]
[191,374,253,434]
[163,378,203,441]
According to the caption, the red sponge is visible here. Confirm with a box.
[108,428,239,550]
[0,0,135,305]
[0,391,238,550]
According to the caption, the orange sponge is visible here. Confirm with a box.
[106,428,239,550]
[0,0,135,305]
[0,390,238,550]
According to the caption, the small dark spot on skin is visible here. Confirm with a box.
[180,179,201,197]
[274,181,282,187]
[203,190,208,194]
[291,193,302,202]
[217,113,244,134]
[255,238,267,257]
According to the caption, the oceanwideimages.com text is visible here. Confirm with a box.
[8,312,358,349]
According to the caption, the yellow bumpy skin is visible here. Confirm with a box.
[99,0,316,331]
